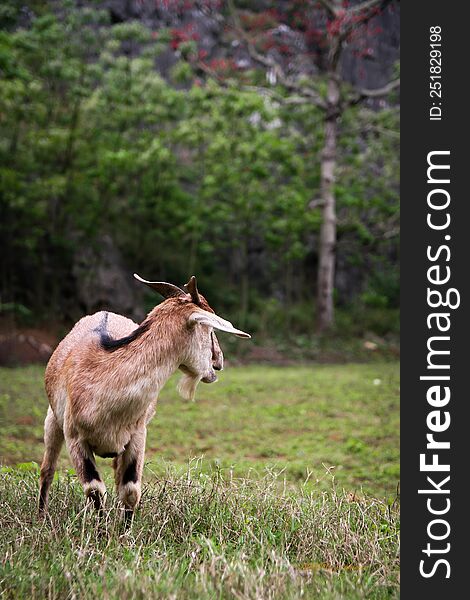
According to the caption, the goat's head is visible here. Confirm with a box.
[134,274,250,400]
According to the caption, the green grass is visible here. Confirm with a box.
[0,363,399,497]
[0,363,399,598]
[1,465,399,599]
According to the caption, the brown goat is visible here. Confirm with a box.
[39,275,250,517]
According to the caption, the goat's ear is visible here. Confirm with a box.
[188,310,251,339]
[134,273,186,299]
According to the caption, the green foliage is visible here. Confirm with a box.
[0,3,399,337]
[335,104,400,310]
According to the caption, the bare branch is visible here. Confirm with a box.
[201,0,397,111]
[346,78,400,106]
[325,0,390,70]
[226,0,327,109]
[357,78,400,98]
[196,60,229,85]
[383,226,400,239]
[196,68,315,112]
[339,0,392,45]
[317,0,338,17]
[243,85,282,100]
[245,44,327,107]
[308,198,325,210]
[284,95,317,106]
[347,0,385,16]
[243,86,310,106]
[319,0,386,18]
[381,212,400,239]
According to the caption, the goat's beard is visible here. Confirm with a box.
[177,372,201,401]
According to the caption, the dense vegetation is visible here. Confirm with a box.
[1,466,399,599]
[0,1,399,341]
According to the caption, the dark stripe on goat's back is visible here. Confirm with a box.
[97,311,151,352]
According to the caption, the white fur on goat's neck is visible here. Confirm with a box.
[177,372,202,402]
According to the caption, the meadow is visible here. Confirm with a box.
[0,363,399,598]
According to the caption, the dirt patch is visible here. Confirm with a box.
[0,327,58,366]
[15,415,36,426]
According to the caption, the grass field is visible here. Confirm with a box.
[0,363,399,598]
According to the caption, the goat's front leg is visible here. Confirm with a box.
[113,428,146,521]
[65,432,106,511]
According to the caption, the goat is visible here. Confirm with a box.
[39,274,250,517]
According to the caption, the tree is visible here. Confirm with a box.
[0,0,398,343]
[202,0,399,331]
[174,82,312,328]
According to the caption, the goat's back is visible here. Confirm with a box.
[45,311,138,411]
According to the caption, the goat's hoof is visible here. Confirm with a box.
[84,480,106,512]
[87,489,103,511]
[118,482,141,512]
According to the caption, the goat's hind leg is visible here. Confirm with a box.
[65,433,106,511]
[39,407,64,514]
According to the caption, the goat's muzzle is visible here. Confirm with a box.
[202,370,218,384]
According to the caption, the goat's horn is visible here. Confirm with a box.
[184,275,201,305]
[133,273,186,298]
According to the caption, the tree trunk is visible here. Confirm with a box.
[316,75,339,332]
